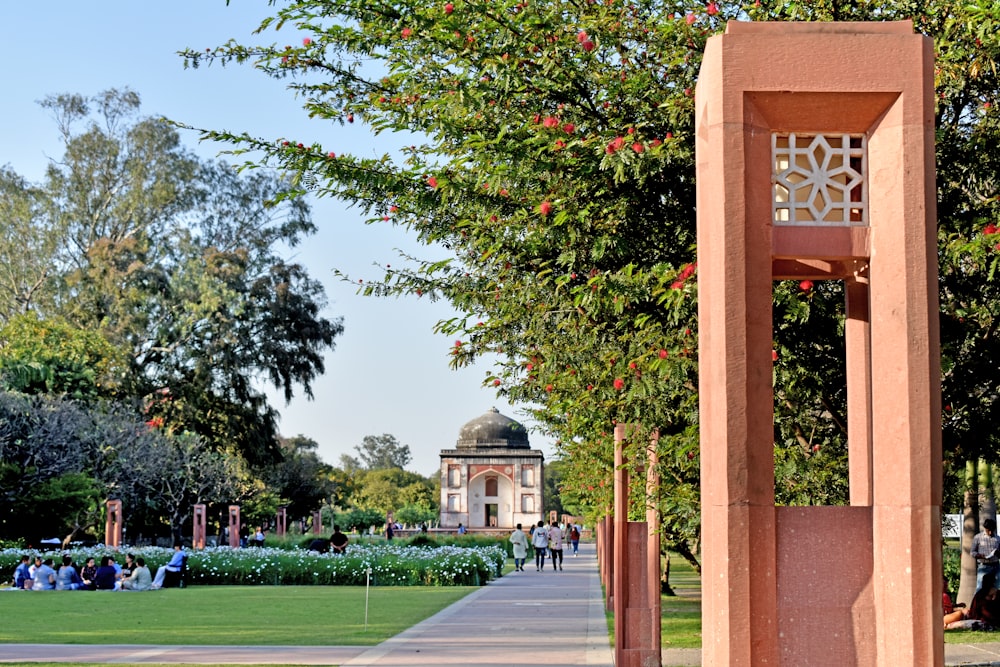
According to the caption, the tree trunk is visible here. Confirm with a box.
[958,460,980,605]
[661,549,675,596]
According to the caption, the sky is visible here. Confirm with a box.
[0,1,554,476]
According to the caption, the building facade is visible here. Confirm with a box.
[439,408,545,529]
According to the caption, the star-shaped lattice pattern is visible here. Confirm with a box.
[772,133,867,226]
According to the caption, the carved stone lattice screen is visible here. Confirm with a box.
[772,133,867,226]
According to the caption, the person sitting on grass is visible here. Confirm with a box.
[32,558,56,590]
[330,525,349,554]
[56,555,84,590]
[13,555,31,590]
[122,557,152,591]
[306,536,330,553]
[151,543,186,589]
[94,556,119,590]
[945,572,1000,629]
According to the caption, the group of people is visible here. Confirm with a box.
[508,520,581,572]
[305,525,350,554]
[10,541,188,592]
[943,518,1000,629]
[12,552,152,591]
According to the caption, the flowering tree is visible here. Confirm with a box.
[185,0,1000,573]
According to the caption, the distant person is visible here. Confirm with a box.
[569,525,581,556]
[386,522,394,541]
[28,556,42,579]
[548,521,564,571]
[532,520,548,571]
[945,572,1000,628]
[254,527,266,548]
[80,557,97,589]
[122,557,153,591]
[94,556,119,590]
[13,555,31,590]
[121,553,136,579]
[56,555,84,590]
[972,518,1000,591]
[307,536,330,553]
[457,523,466,535]
[151,543,186,589]
[330,525,349,554]
[420,523,428,533]
[509,523,528,572]
[31,558,56,590]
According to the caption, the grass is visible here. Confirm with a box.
[0,585,474,646]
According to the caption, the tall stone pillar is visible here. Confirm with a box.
[312,510,323,535]
[696,20,941,666]
[276,506,287,537]
[105,499,123,548]
[192,503,206,549]
[228,505,241,548]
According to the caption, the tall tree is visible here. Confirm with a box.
[0,89,344,464]
[354,433,412,470]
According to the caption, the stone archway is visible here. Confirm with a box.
[468,470,515,528]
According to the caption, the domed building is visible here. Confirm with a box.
[439,408,544,529]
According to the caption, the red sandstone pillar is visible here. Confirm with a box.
[312,510,323,535]
[276,506,287,537]
[105,499,123,548]
[228,505,241,548]
[192,503,206,549]
[696,19,941,666]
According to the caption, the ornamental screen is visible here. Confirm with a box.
[772,133,867,226]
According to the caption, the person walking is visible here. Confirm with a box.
[569,524,581,556]
[972,518,1000,591]
[509,523,528,572]
[532,520,548,571]
[548,521,564,571]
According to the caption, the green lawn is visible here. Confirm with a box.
[0,586,474,646]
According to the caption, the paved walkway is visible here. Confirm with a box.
[2,543,999,666]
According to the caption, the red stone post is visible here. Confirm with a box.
[228,505,241,548]
[192,503,206,549]
[276,506,287,537]
[312,510,323,535]
[696,20,940,666]
[104,499,122,548]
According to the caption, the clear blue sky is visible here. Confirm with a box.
[0,1,553,476]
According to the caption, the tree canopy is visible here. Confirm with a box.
[176,0,1000,562]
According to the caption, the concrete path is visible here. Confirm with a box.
[2,543,999,666]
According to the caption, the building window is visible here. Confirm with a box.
[522,495,535,513]
[447,494,460,511]
[448,465,460,487]
[485,476,498,496]
[521,465,534,487]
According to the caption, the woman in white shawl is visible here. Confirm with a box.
[509,523,528,572]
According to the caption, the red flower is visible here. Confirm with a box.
[658,349,668,359]
[577,30,589,43]
[628,362,637,369]
[545,384,554,393]
[303,37,312,45]
[347,113,354,123]
[772,350,779,362]
[706,2,719,15]
[606,136,625,154]
[532,113,541,124]
[427,176,438,188]
[539,201,552,216]
[685,12,696,24]
[444,2,454,12]
[799,280,814,292]
[563,123,575,134]
[586,384,594,391]
[401,27,412,38]
[493,379,501,386]
[389,205,399,213]
[581,39,595,52]
[454,340,463,347]
[613,377,625,391]
[542,116,559,129]
[328,152,336,158]
[984,224,998,235]
[632,142,644,153]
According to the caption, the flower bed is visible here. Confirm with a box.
[1,543,506,587]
